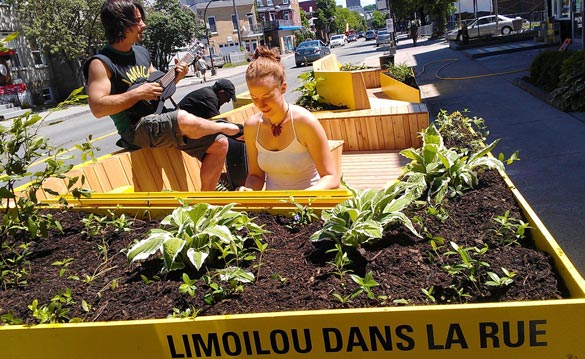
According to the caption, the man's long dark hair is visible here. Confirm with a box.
[100,0,145,44]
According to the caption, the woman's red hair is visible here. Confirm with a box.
[245,46,285,84]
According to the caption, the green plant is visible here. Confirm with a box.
[270,272,288,284]
[421,286,436,303]
[326,243,353,281]
[311,180,422,248]
[485,267,516,287]
[434,110,489,150]
[294,71,324,109]
[0,311,23,325]
[383,62,417,88]
[529,50,574,92]
[28,288,80,324]
[340,63,367,71]
[127,202,268,273]
[349,272,380,300]
[400,124,505,204]
[52,257,75,278]
[282,196,318,232]
[491,210,530,246]
[201,267,254,305]
[179,273,197,297]
[1,242,31,288]
[81,213,108,238]
[443,241,490,292]
[551,50,585,112]
[1,87,91,242]
[168,306,199,319]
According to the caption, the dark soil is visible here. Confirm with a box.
[0,170,566,325]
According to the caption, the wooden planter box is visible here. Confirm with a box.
[315,103,429,152]
[380,72,422,103]
[2,170,585,359]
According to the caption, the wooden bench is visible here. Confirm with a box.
[32,140,344,198]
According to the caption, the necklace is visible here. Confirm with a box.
[267,104,289,137]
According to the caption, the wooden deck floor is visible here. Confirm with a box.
[340,150,409,190]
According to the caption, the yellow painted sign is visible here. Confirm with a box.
[1,300,585,359]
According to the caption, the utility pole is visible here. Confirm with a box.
[232,0,242,51]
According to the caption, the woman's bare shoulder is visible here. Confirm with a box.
[245,112,262,126]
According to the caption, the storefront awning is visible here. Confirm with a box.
[0,83,26,95]
[279,26,303,31]
[0,49,16,57]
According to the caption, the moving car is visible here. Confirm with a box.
[329,34,346,48]
[347,33,358,42]
[357,31,365,38]
[294,40,331,67]
[365,30,377,41]
[203,54,225,68]
[376,30,392,47]
[446,14,523,41]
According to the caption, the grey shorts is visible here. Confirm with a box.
[120,110,224,161]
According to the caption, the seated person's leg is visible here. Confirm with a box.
[177,110,242,140]
[180,134,229,191]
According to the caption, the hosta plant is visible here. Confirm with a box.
[400,124,504,204]
[127,202,269,273]
[310,180,423,248]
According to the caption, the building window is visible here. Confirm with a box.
[232,14,238,31]
[283,11,289,21]
[267,0,273,6]
[207,16,217,33]
[29,41,45,66]
[282,0,289,4]
[256,0,263,6]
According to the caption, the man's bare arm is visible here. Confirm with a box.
[86,59,162,118]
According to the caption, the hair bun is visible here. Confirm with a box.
[253,46,281,62]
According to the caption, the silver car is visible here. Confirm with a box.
[203,55,225,68]
[376,30,392,47]
[294,40,331,67]
[446,15,523,41]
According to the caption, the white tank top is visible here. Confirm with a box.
[256,109,320,190]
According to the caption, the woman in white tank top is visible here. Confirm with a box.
[236,46,340,191]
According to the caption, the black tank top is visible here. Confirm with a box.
[83,45,151,133]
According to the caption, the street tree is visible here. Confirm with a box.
[142,0,200,72]
[314,0,337,42]
[8,0,105,88]
[370,10,387,30]
[334,7,366,33]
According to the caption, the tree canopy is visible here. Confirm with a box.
[142,0,200,71]
[9,0,105,86]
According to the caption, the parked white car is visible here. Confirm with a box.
[329,34,346,48]
[446,14,523,41]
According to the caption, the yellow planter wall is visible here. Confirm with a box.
[380,72,422,103]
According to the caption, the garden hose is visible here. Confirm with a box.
[415,58,529,81]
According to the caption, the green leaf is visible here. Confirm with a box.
[162,237,185,271]
[127,229,171,263]
[186,247,209,271]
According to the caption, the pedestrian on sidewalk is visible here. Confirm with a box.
[410,21,419,46]
[195,55,208,83]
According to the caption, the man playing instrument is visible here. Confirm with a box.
[85,0,242,190]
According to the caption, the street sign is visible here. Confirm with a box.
[386,18,394,33]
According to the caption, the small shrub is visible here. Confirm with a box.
[383,63,418,88]
[529,50,574,92]
[551,50,585,112]
[293,71,348,111]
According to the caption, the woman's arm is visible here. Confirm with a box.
[237,116,266,191]
[296,108,340,190]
